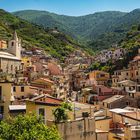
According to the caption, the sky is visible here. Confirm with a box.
[0,0,140,16]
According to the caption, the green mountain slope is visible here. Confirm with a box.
[89,25,140,74]
[88,9,140,51]
[0,9,86,61]
[14,9,140,51]
[13,10,126,40]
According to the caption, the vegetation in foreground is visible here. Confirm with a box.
[0,115,61,140]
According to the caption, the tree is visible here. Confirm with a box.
[53,102,72,123]
[0,114,61,140]
[89,62,101,71]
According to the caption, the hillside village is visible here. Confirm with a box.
[0,30,139,140]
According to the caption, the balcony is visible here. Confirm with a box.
[109,122,125,137]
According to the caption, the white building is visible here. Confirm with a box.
[0,31,21,74]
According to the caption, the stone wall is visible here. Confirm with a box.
[47,117,96,140]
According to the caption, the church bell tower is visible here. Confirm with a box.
[8,31,21,59]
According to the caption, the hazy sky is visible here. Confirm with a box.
[1,0,140,16]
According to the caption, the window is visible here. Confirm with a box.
[11,65,13,71]
[11,42,14,46]
[15,66,17,71]
[38,108,45,123]
[0,86,2,100]
[13,87,16,92]
[99,88,101,93]
[138,87,140,92]
[39,108,45,116]
[132,93,134,98]
[107,103,109,108]
[100,74,105,77]
[21,87,24,92]
[126,102,130,106]
[0,106,4,114]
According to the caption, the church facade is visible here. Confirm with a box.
[0,31,21,74]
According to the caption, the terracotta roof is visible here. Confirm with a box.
[92,95,112,101]
[96,85,113,93]
[29,94,62,106]
[97,95,113,101]
[48,63,61,75]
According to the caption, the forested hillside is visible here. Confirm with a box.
[0,9,87,61]
[89,25,140,73]
[14,9,140,51]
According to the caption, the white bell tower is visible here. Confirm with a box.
[8,31,21,59]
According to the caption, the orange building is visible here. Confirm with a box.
[89,70,110,85]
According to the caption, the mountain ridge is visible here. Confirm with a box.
[13,10,126,40]
[13,9,140,51]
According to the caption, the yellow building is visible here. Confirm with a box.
[21,56,32,69]
[0,82,13,119]
[89,70,110,85]
[26,94,95,122]
[13,85,33,98]
[26,94,62,123]
[95,116,111,132]
[26,96,97,140]
[0,81,36,119]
